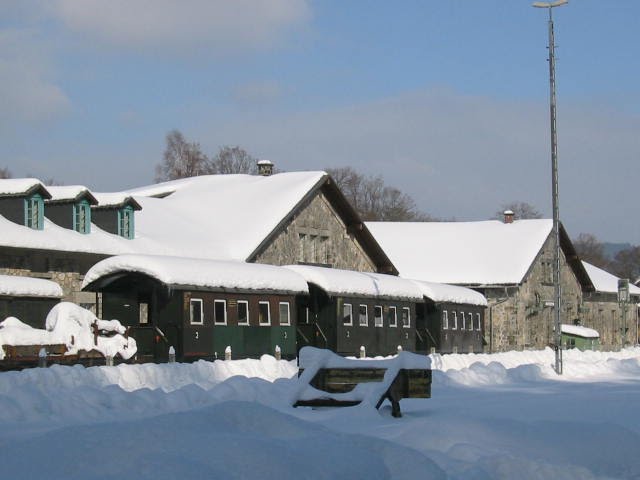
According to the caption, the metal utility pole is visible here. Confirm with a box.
[533,0,568,374]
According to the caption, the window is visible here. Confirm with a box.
[73,201,91,234]
[279,302,290,326]
[25,195,44,230]
[374,306,383,327]
[237,300,249,325]
[452,311,458,330]
[475,313,481,331]
[402,307,411,328]
[118,206,134,239]
[460,312,466,331]
[190,298,203,325]
[214,299,227,325]
[139,302,148,324]
[342,303,353,326]
[359,304,368,326]
[388,306,397,327]
[443,310,449,330]
[298,234,306,262]
[259,301,271,325]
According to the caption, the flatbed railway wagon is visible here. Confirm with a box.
[284,265,423,357]
[82,254,309,362]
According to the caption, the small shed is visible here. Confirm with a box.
[561,324,600,351]
[0,274,63,328]
[284,265,423,357]
[82,254,309,362]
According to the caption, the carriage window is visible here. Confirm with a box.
[443,310,448,330]
[388,306,397,327]
[475,313,481,331]
[214,300,227,325]
[343,303,353,326]
[190,298,203,325]
[279,302,290,326]
[237,300,249,325]
[402,307,410,328]
[259,301,271,325]
[359,305,368,326]
[452,311,458,330]
[461,312,466,331]
[374,306,383,327]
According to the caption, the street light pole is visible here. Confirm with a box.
[533,0,568,375]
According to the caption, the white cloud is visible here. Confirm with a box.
[48,0,311,53]
[0,29,71,126]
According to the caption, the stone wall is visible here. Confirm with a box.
[581,293,638,349]
[253,192,377,272]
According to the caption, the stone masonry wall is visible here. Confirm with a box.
[253,192,377,272]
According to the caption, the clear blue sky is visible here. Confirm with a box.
[1,1,638,243]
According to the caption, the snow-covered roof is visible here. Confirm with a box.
[0,178,49,197]
[82,254,309,294]
[410,279,487,306]
[561,324,599,339]
[46,186,97,204]
[367,220,554,285]
[582,261,640,296]
[283,265,422,300]
[0,275,63,298]
[93,192,142,209]
[127,172,328,261]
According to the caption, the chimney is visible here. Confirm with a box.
[257,159,274,176]
[503,210,514,224]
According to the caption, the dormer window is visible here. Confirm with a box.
[73,200,91,234]
[118,206,134,239]
[25,194,44,230]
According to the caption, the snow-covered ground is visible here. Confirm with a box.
[1,348,640,479]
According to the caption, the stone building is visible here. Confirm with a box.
[367,215,639,352]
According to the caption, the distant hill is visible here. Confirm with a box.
[603,242,633,260]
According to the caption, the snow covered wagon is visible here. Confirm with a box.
[0,274,62,328]
[561,324,600,351]
[412,280,487,354]
[82,254,309,362]
[284,265,422,357]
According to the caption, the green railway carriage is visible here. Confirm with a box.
[82,254,308,362]
[285,265,422,357]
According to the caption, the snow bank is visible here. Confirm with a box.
[284,265,423,300]
[0,274,62,298]
[0,303,136,360]
[83,254,309,293]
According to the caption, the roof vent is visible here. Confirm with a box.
[257,159,274,176]
[503,210,514,224]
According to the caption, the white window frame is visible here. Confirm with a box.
[461,312,466,331]
[258,301,271,326]
[388,306,397,328]
[374,306,383,327]
[237,300,249,326]
[452,311,458,330]
[343,303,353,326]
[402,307,411,328]
[476,313,481,331]
[443,310,449,330]
[359,304,368,327]
[279,302,291,326]
[190,298,204,325]
[213,299,227,325]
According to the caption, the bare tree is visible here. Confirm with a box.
[494,201,543,220]
[155,130,210,182]
[573,233,609,269]
[609,246,640,283]
[209,146,257,174]
[0,167,12,179]
[326,166,433,221]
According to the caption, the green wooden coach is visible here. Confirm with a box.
[82,255,308,362]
